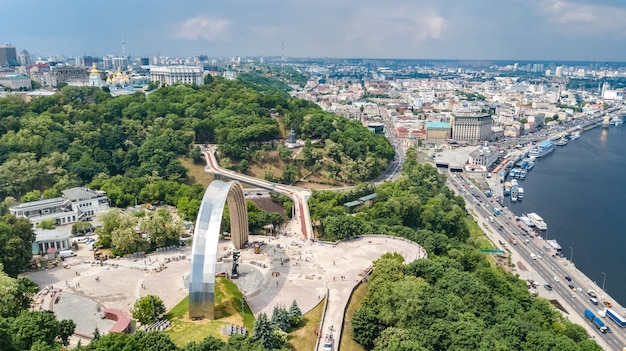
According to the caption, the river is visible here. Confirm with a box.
[504,122,626,306]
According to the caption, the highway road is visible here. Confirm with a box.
[448,171,626,350]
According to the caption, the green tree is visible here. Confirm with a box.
[0,216,35,277]
[58,319,76,346]
[270,305,290,332]
[11,310,60,350]
[251,312,279,350]
[280,164,299,184]
[131,295,166,325]
[20,190,42,203]
[288,300,302,327]
[133,331,179,351]
[352,307,381,348]
[182,335,226,351]
[7,277,38,318]
[237,159,249,173]
[71,221,93,236]
[36,219,56,230]
[277,144,292,162]
[189,146,204,164]
[140,208,184,249]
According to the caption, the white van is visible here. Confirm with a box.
[59,250,77,258]
[530,253,537,260]
[590,298,599,305]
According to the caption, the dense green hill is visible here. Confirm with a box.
[0,76,393,219]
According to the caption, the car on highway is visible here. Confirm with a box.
[604,300,613,308]
[543,284,553,291]
[564,275,572,281]
[568,284,575,291]
[553,276,560,282]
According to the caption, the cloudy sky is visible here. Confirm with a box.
[2,0,626,61]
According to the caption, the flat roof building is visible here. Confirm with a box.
[426,121,452,142]
[9,187,109,227]
[451,113,493,143]
[0,43,18,66]
[468,146,500,171]
[149,66,204,87]
[32,228,71,255]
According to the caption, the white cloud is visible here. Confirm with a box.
[540,0,626,35]
[344,5,446,52]
[175,16,231,41]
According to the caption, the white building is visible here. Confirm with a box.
[468,146,500,171]
[32,228,71,255]
[9,187,109,227]
[149,66,204,86]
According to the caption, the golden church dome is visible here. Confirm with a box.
[90,63,99,75]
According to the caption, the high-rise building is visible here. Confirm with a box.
[18,50,31,66]
[0,43,18,66]
[451,113,493,143]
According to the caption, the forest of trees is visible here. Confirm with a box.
[0,75,393,222]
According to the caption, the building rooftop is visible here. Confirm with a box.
[344,200,362,208]
[358,193,377,202]
[34,228,70,242]
[10,197,67,211]
[61,187,105,201]
[426,121,451,129]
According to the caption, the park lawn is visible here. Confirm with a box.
[164,278,254,347]
[468,216,495,251]
[177,156,215,187]
[339,284,367,351]
[286,298,325,351]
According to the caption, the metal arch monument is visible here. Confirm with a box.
[188,180,249,320]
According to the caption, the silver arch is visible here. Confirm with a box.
[188,180,249,320]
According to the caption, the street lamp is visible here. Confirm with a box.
[241,297,245,320]
[601,272,607,300]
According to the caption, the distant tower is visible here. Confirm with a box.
[281,42,285,75]
[122,30,126,57]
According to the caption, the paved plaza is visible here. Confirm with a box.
[25,218,426,347]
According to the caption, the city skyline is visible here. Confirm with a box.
[2,0,626,62]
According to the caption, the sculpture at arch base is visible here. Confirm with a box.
[188,180,248,319]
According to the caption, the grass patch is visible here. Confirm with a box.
[286,298,325,351]
[468,217,494,251]
[339,283,367,351]
[164,278,254,347]
[177,156,215,187]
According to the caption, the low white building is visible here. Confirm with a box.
[32,228,71,255]
[9,187,109,227]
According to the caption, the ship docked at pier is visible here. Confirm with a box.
[528,140,556,158]
[527,212,548,231]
